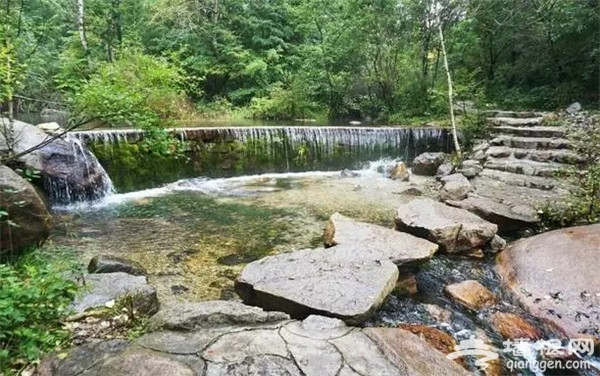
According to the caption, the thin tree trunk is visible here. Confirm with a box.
[77,0,88,53]
[6,41,13,120]
[437,20,462,158]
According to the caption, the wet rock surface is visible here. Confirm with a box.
[38,308,470,376]
[0,119,113,204]
[444,280,496,311]
[323,212,438,265]
[395,198,498,253]
[0,165,52,255]
[388,161,410,181]
[497,224,600,340]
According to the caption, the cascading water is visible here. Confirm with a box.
[42,134,115,206]
[70,126,452,195]
[73,126,451,164]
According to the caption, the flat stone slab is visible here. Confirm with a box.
[71,272,159,315]
[395,198,498,253]
[149,301,290,331]
[235,246,399,324]
[446,194,538,233]
[497,224,600,340]
[484,157,566,177]
[38,315,471,376]
[324,212,438,265]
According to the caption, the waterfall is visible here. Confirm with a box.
[42,134,115,206]
[71,126,452,162]
[69,126,451,195]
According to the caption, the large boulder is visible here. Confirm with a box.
[323,212,438,265]
[71,272,159,315]
[235,246,399,324]
[395,198,498,253]
[0,119,113,205]
[0,165,52,256]
[497,224,600,341]
[411,152,447,176]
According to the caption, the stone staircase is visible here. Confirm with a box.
[440,111,579,233]
[479,112,579,190]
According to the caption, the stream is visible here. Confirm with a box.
[45,124,599,375]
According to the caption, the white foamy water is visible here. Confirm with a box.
[55,158,403,212]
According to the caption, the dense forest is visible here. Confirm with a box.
[0,0,599,125]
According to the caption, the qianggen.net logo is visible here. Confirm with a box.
[446,335,595,373]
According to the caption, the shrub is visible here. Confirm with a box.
[72,48,187,129]
[538,114,600,228]
[0,249,79,374]
[459,113,489,151]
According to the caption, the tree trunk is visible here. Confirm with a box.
[437,20,462,158]
[77,0,88,53]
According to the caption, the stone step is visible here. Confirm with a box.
[484,157,567,177]
[490,135,571,150]
[492,126,566,138]
[481,110,546,118]
[478,169,558,190]
[487,117,543,127]
[485,146,581,164]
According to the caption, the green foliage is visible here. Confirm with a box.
[249,83,322,120]
[539,115,600,229]
[459,114,490,150]
[2,0,599,123]
[71,49,186,128]
[0,249,79,374]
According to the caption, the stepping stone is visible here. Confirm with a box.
[324,212,438,265]
[490,136,571,150]
[484,157,566,177]
[395,198,498,253]
[492,126,566,138]
[235,246,399,324]
[477,169,557,190]
[445,194,538,233]
[488,117,543,127]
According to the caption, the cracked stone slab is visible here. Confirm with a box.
[330,330,405,376]
[204,355,302,376]
[323,212,438,265]
[149,300,290,331]
[282,315,352,340]
[203,329,288,363]
[363,328,472,376]
[137,328,232,355]
[235,247,398,324]
[280,329,342,376]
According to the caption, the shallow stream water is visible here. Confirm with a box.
[49,157,599,375]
